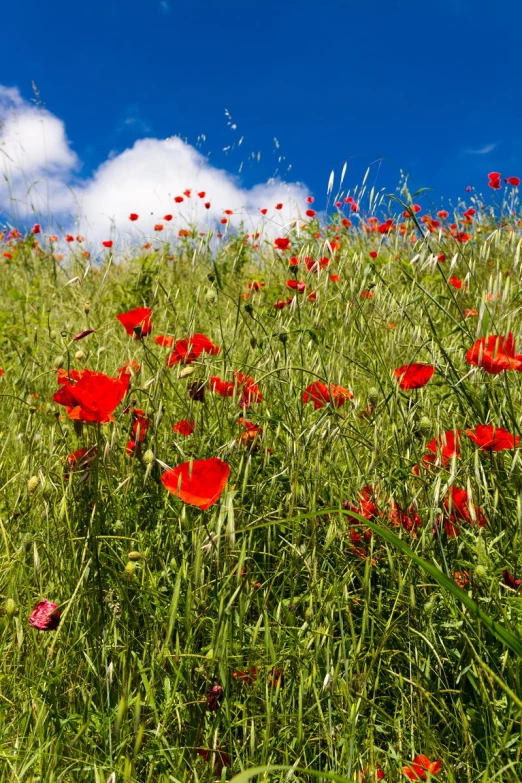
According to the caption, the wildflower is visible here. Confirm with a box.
[274,298,293,310]
[275,203,283,210]
[233,666,258,683]
[188,380,206,402]
[210,376,235,397]
[506,176,520,187]
[197,191,206,198]
[465,333,522,373]
[174,196,184,203]
[165,334,220,366]
[302,381,353,409]
[163,214,173,221]
[389,502,423,536]
[154,223,164,231]
[73,329,96,341]
[32,224,41,234]
[466,424,520,451]
[235,371,263,407]
[102,240,113,248]
[463,308,478,318]
[161,457,230,510]
[274,237,291,251]
[29,600,61,631]
[306,209,316,218]
[286,280,306,293]
[129,213,139,221]
[53,369,129,424]
[196,747,231,776]
[394,363,435,390]
[128,408,151,443]
[448,275,466,289]
[402,755,441,781]
[501,570,521,591]
[436,486,486,537]
[423,429,461,468]
[117,307,152,338]
[173,419,195,436]
[65,446,97,477]
[155,335,175,348]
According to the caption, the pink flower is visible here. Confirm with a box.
[29,600,61,630]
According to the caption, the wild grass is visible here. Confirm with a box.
[1,194,522,783]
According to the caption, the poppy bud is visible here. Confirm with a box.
[128,551,142,561]
[205,287,218,305]
[143,449,155,465]
[124,561,136,578]
[179,365,195,379]
[75,350,86,362]
[84,301,90,314]
[4,598,16,615]
[367,387,380,406]
[53,355,65,370]
[29,405,37,415]
[244,303,254,315]
[250,337,257,349]
[50,330,57,340]
[27,476,39,495]
[417,416,432,437]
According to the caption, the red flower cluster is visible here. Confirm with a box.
[436,486,486,537]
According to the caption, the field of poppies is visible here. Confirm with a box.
[1,175,522,782]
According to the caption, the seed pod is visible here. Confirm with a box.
[205,287,218,305]
[128,551,142,561]
[75,350,86,362]
[84,301,90,314]
[52,355,65,370]
[179,366,195,379]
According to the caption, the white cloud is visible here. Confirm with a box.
[0,85,309,244]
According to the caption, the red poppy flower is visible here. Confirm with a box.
[466,424,520,451]
[260,208,268,215]
[306,209,316,218]
[306,196,314,203]
[161,457,230,510]
[502,570,521,591]
[102,240,113,248]
[302,381,353,409]
[53,368,129,424]
[127,407,151,442]
[423,429,461,468]
[196,747,230,775]
[232,666,258,683]
[369,251,378,259]
[394,363,435,390]
[29,600,61,631]
[488,175,502,190]
[174,196,184,203]
[126,439,140,457]
[274,237,291,251]
[32,223,41,234]
[65,234,74,242]
[197,191,206,198]
[464,308,478,318]
[437,486,486,536]
[465,333,522,373]
[204,202,211,209]
[448,275,465,289]
[390,502,422,536]
[506,176,520,187]
[165,334,220,366]
[402,755,441,781]
[188,380,206,402]
[275,203,283,210]
[154,223,164,231]
[307,292,317,302]
[210,377,235,397]
[129,213,139,221]
[173,419,195,436]
[65,446,97,476]
[274,298,293,310]
[286,280,306,293]
[155,335,175,348]
[117,307,152,338]
[73,329,96,341]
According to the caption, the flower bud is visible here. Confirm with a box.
[28,475,39,495]
[4,598,16,615]
[179,366,195,379]
[128,551,143,561]
[143,449,155,465]
[367,387,380,406]
[205,287,218,305]
[84,301,90,314]
[75,350,86,362]
[417,416,432,437]
[52,355,65,370]
[124,561,136,578]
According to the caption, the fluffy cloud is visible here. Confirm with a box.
[0,85,309,245]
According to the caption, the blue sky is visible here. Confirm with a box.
[1,0,521,232]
